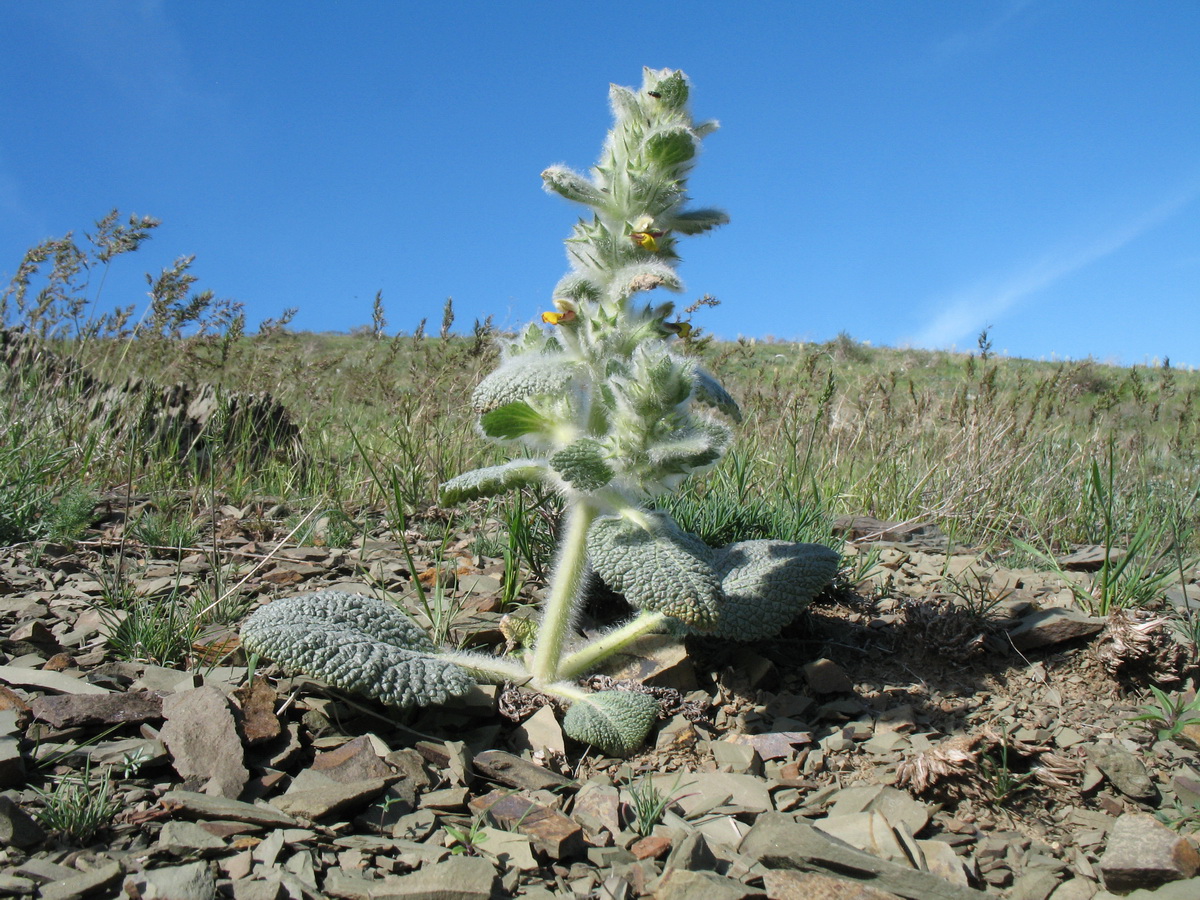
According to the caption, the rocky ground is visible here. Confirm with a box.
[1,505,1199,900]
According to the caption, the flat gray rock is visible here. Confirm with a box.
[310,735,391,783]
[603,633,697,691]
[160,685,248,799]
[361,855,498,899]
[271,777,390,820]
[0,734,23,788]
[1098,813,1200,893]
[1087,743,1157,801]
[1056,545,1125,571]
[826,785,932,836]
[1008,609,1105,650]
[0,874,36,896]
[0,795,44,849]
[123,862,216,900]
[665,772,772,816]
[158,820,228,854]
[740,812,979,900]
[0,665,111,695]
[814,811,911,866]
[473,749,575,792]
[663,831,718,873]
[764,870,906,899]
[804,658,854,694]
[656,868,761,900]
[162,790,299,827]
[28,689,163,728]
[38,861,123,900]
[1092,877,1200,900]
[230,877,286,900]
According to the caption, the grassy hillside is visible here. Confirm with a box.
[3,217,1198,573]
[5,316,1198,561]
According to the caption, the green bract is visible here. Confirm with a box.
[240,68,839,758]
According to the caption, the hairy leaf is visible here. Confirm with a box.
[241,592,475,707]
[644,126,696,169]
[550,439,614,492]
[480,402,551,440]
[607,261,683,300]
[440,461,547,505]
[472,354,579,412]
[648,422,731,473]
[692,368,742,422]
[588,512,719,628]
[562,690,660,756]
[668,208,730,235]
[541,166,607,207]
[612,347,693,419]
[706,541,840,640]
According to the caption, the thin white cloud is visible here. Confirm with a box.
[908,183,1200,350]
[932,0,1041,60]
[22,1,205,121]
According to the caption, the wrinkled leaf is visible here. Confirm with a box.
[706,541,840,640]
[440,461,547,505]
[241,592,474,707]
[588,512,719,628]
[562,690,660,756]
[550,439,613,492]
[472,355,578,412]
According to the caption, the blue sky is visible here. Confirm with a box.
[2,1,1198,366]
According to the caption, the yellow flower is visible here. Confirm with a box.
[541,309,577,325]
[630,231,662,252]
[630,215,666,252]
[663,320,693,338]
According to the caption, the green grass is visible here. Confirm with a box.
[34,758,124,844]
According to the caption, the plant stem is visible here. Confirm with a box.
[530,500,597,685]
[436,650,533,685]
[557,610,668,680]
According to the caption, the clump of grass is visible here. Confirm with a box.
[941,566,1014,620]
[1016,440,1188,615]
[288,508,356,548]
[35,759,124,844]
[128,508,200,553]
[979,732,1033,809]
[627,774,688,837]
[100,594,200,667]
[1130,687,1200,743]
[656,449,832,549]
[0,430,94,546]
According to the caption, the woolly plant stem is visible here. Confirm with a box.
[436,651,534,686]
[556,609,668,681]
[530,500,598,685]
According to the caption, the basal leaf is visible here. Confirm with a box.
[562,690,660,756]
[706,541,840,640]
[587,512,719,628]
[241,592,474,707]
